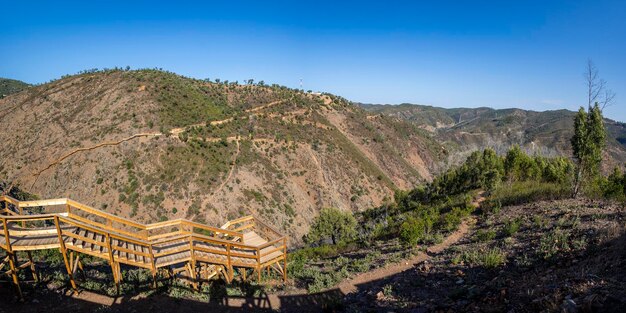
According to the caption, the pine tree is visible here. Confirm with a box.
[571,103,606,197]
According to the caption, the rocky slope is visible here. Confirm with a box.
[0,70,442,243]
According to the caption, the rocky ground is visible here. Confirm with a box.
[344,198,626,312]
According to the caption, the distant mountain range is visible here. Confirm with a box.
[0,78,30,98]
[359,103,626,171]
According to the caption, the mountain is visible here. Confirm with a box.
[0,78,30,98]
[0,70,442,243]
[359,103,626,171]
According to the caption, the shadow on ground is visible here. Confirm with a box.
[0,280,347,313]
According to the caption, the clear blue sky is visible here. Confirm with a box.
[1,0,625,121]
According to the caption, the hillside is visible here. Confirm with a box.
[360,103,626,171]
[0,78,30,98]
[0,70,442,243]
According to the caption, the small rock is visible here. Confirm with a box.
[561,299,578,313]
[456,279,464,285]
[376,291,385,301]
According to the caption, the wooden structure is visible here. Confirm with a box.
[0,195,287,300]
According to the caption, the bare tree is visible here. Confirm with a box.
[585,59,616,110]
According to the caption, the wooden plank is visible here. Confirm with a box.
[260,245,286,257]
[67,199,145,230]
[232,224,255,232]
[153,245,189,257]
[67,213,141,240]
[18,198,68,208]
[192,245,229,256]
[144,219,185,230]
[111,243,151,258]
[226,215,254,225]
[257,237,285,249]
[115,256,152,269]
[147,230,186,241]
[155,255,191,268]
[183,220,243,238]
[63,232,106,249]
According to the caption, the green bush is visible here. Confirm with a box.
[539,228,571,259]
[503,218,521,237]
[459,248,506,268]
[599,167,626,200]
[489,181,570,207]
[438,206,472,232]
[399,216,426,246]
[475,229,497,242]
[306,208,357,245]
[481,248,507,268]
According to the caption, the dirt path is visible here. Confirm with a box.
[273,192,485,305]
[28,100,286,189]
[170,100,284,136]
[208,137,240,200]
[264,212,478,310]
[30,132,161,188]
[337,218,473,294]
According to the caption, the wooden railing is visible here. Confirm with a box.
[221,215,284,240]
[1,195,247,243]
[0,194,287,300]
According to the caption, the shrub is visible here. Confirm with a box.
[502,218,521,237]
[481,248,507,268]
[481,198,501,215]
[532,214,549,229]
[489,181,570,207]
[475,229,497,242]
[539,228,570,259]
[460,248,506,268]
[452,248,506,268]
[399,216,426,246]
[306,208,357,245]
[438,206,471,232]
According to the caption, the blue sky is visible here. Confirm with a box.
[1,1,625,121]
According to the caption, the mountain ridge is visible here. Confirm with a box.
[0,69,442,243]
[359,102,626,171]
[0,77,30,98]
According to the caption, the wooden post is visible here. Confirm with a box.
[226,244,232,283]
[104,233,119,294]
[26,251,38,282]
[69,251,74,273]
[8,252,22,300]
[17,204,26,228]
[188,236,198,290]
[256,247,261,282]
[3,218,23,300]
[283,237,287,282]
[148,244,157,288]
[54,216,78,294]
